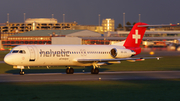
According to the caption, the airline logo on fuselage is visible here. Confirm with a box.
[39,49,70,57]
[132,30,141,44]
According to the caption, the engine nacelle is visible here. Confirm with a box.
[110,48,136,58]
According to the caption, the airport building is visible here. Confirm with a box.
[0,18,115,34]
[0,18,115,49]
[1,30,106,49]
[0,18,77,33]
[2,28,180,50]
[102,18,115,32]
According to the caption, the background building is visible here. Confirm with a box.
[1,30,104,49]
[72,25,103,34]
[0,18,77,33]
[102,18,115,32]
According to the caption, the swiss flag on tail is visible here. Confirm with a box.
[123,22,148,55]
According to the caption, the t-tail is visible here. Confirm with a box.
[123,22,148,55]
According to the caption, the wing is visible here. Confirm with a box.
[76,57,160,63]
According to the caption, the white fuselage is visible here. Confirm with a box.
[4,45,134,67]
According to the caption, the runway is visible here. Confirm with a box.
[0,71,180,82]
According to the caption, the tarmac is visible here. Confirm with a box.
[0,71,180,82]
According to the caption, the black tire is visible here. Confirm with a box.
[91,68,95,74]
[94,68,99,74]
[91,68,99,74]
[69,68,74,74]
[66,68,70,74]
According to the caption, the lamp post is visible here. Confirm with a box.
[99,14,101,26]
[63,14,65,23]
[24,13,26,32]
[139,14,141,22]
[52,14,54,18]
[7,13,9,33]
[123,13,125,31]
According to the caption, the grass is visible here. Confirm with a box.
[0,80,180,101]
[0,50,9,61]
[102,56,180,71]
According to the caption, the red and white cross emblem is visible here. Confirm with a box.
[132,30,141,44]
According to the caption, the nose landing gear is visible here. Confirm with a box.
[19,68,24,75]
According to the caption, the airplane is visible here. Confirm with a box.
[4,22,161,75]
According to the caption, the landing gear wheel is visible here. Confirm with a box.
[19,71,24,75]
[66,68,74,74]
[91,68,99,74]
[69,68,74,74]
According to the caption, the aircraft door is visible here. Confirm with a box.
[27,46,36,61]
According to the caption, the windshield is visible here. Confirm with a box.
[11,50,26,54]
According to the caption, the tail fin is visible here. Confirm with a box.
[123,22,148,47]
[123,22,148,55]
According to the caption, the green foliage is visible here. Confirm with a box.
[133,22,136,25]
[101,56,180,71]
[117,23,122,28]
[0,51,9,61]
[126,21,131,25]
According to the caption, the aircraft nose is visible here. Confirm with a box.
[4,54,13,65]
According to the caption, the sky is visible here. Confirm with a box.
[0,0,180,28]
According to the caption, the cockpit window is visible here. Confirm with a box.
[19,50,26,54]
[12,50,19,53]
[10,49,13,53]
[11,50,26,54]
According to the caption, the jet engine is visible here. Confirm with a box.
[110,48,136,58]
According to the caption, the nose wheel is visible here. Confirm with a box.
[19,68,24,75]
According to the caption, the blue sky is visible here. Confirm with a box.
[0,0,180,27]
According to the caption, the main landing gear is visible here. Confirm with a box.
[91,68,99,74]
[91,62,100,74]
[66,67,74,74]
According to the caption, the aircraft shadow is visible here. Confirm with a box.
[5,66,109,74]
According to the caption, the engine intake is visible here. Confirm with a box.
[110,48,136,58]
[110,48,117,58]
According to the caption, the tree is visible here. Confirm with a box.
[133,22,136,25]
[117,23,122,28]
[126,21,131,25]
